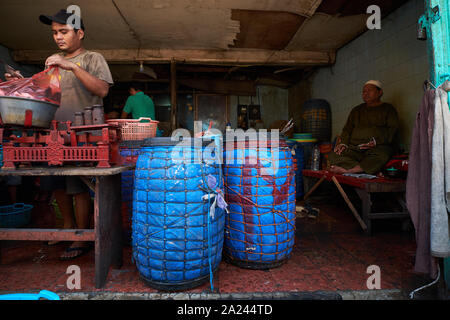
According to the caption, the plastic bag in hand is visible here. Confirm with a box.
[0,66,61,105]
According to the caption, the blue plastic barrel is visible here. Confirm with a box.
[223,134,296,269]
[286,140,305,199]
[132,137,225,290]
[120,145,142,244]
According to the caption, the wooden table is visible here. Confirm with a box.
[302,170,409,235]
[0,165,134,288]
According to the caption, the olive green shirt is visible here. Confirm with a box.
[55,50,114,122]
[340,103,399,147]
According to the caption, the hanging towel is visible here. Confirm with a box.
[406,90,437,278]
[430,87,450,258]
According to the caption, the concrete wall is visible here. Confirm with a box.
[306,0,428,150]
[229,85,289,129]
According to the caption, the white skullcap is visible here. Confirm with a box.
[364,80,382,90]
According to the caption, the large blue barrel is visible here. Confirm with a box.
[286,140,304,199]
[223,134,296,269]
[132,137,225,290]
[120,145,141,245]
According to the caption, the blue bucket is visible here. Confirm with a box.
[132,137,225,290]
[286,140,305,199]
[120,146,142,244]
[0,290,60,300]
[0,203,33,228]
[223,136,296,269]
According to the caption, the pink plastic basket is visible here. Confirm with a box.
[106,117,158,141]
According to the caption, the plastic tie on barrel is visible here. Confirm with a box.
[201,174,228,219]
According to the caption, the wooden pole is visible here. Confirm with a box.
[303,175,326,200]
[170,59,177,131]
[331,176,368,231]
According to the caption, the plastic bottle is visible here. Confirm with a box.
[312,144,320,171]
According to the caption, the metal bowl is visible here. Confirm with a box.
[0,96,58,128]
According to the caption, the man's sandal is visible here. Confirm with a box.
[59,246,92,261]
[295,205,309,218]
[307,208,320,219]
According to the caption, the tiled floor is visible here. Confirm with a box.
[0,196,438,298]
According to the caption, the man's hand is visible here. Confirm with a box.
[4,71,22,81]
[358,138,376,150]
[45,54,76,71]
[334,143,347,155]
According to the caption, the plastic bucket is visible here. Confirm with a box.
[120,145,142,245]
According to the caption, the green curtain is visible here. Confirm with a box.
[425,0,450,288]
[427,0,450,86]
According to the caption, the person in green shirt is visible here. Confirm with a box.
[328,80,399,175]
[121,82,155,120]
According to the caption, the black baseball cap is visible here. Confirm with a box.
[39,9,85,30]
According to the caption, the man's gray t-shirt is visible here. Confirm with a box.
[55,50,114,122]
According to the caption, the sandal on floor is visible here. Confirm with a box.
[295,205,308,218]
[307,208,320,219]
[59,246,92,261]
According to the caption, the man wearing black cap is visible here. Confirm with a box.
[5,9,114,260]
[39,9,113,122]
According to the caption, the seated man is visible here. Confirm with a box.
[328,80,399,175]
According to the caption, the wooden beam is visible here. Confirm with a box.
[0,229,95,241]
[13,49,336,66]
[0,166,133,176]
[178,78,256,95]
[177,66,231,73]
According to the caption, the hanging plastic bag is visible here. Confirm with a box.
[0,66,61,105]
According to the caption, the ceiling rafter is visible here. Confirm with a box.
[13,48,336,66]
